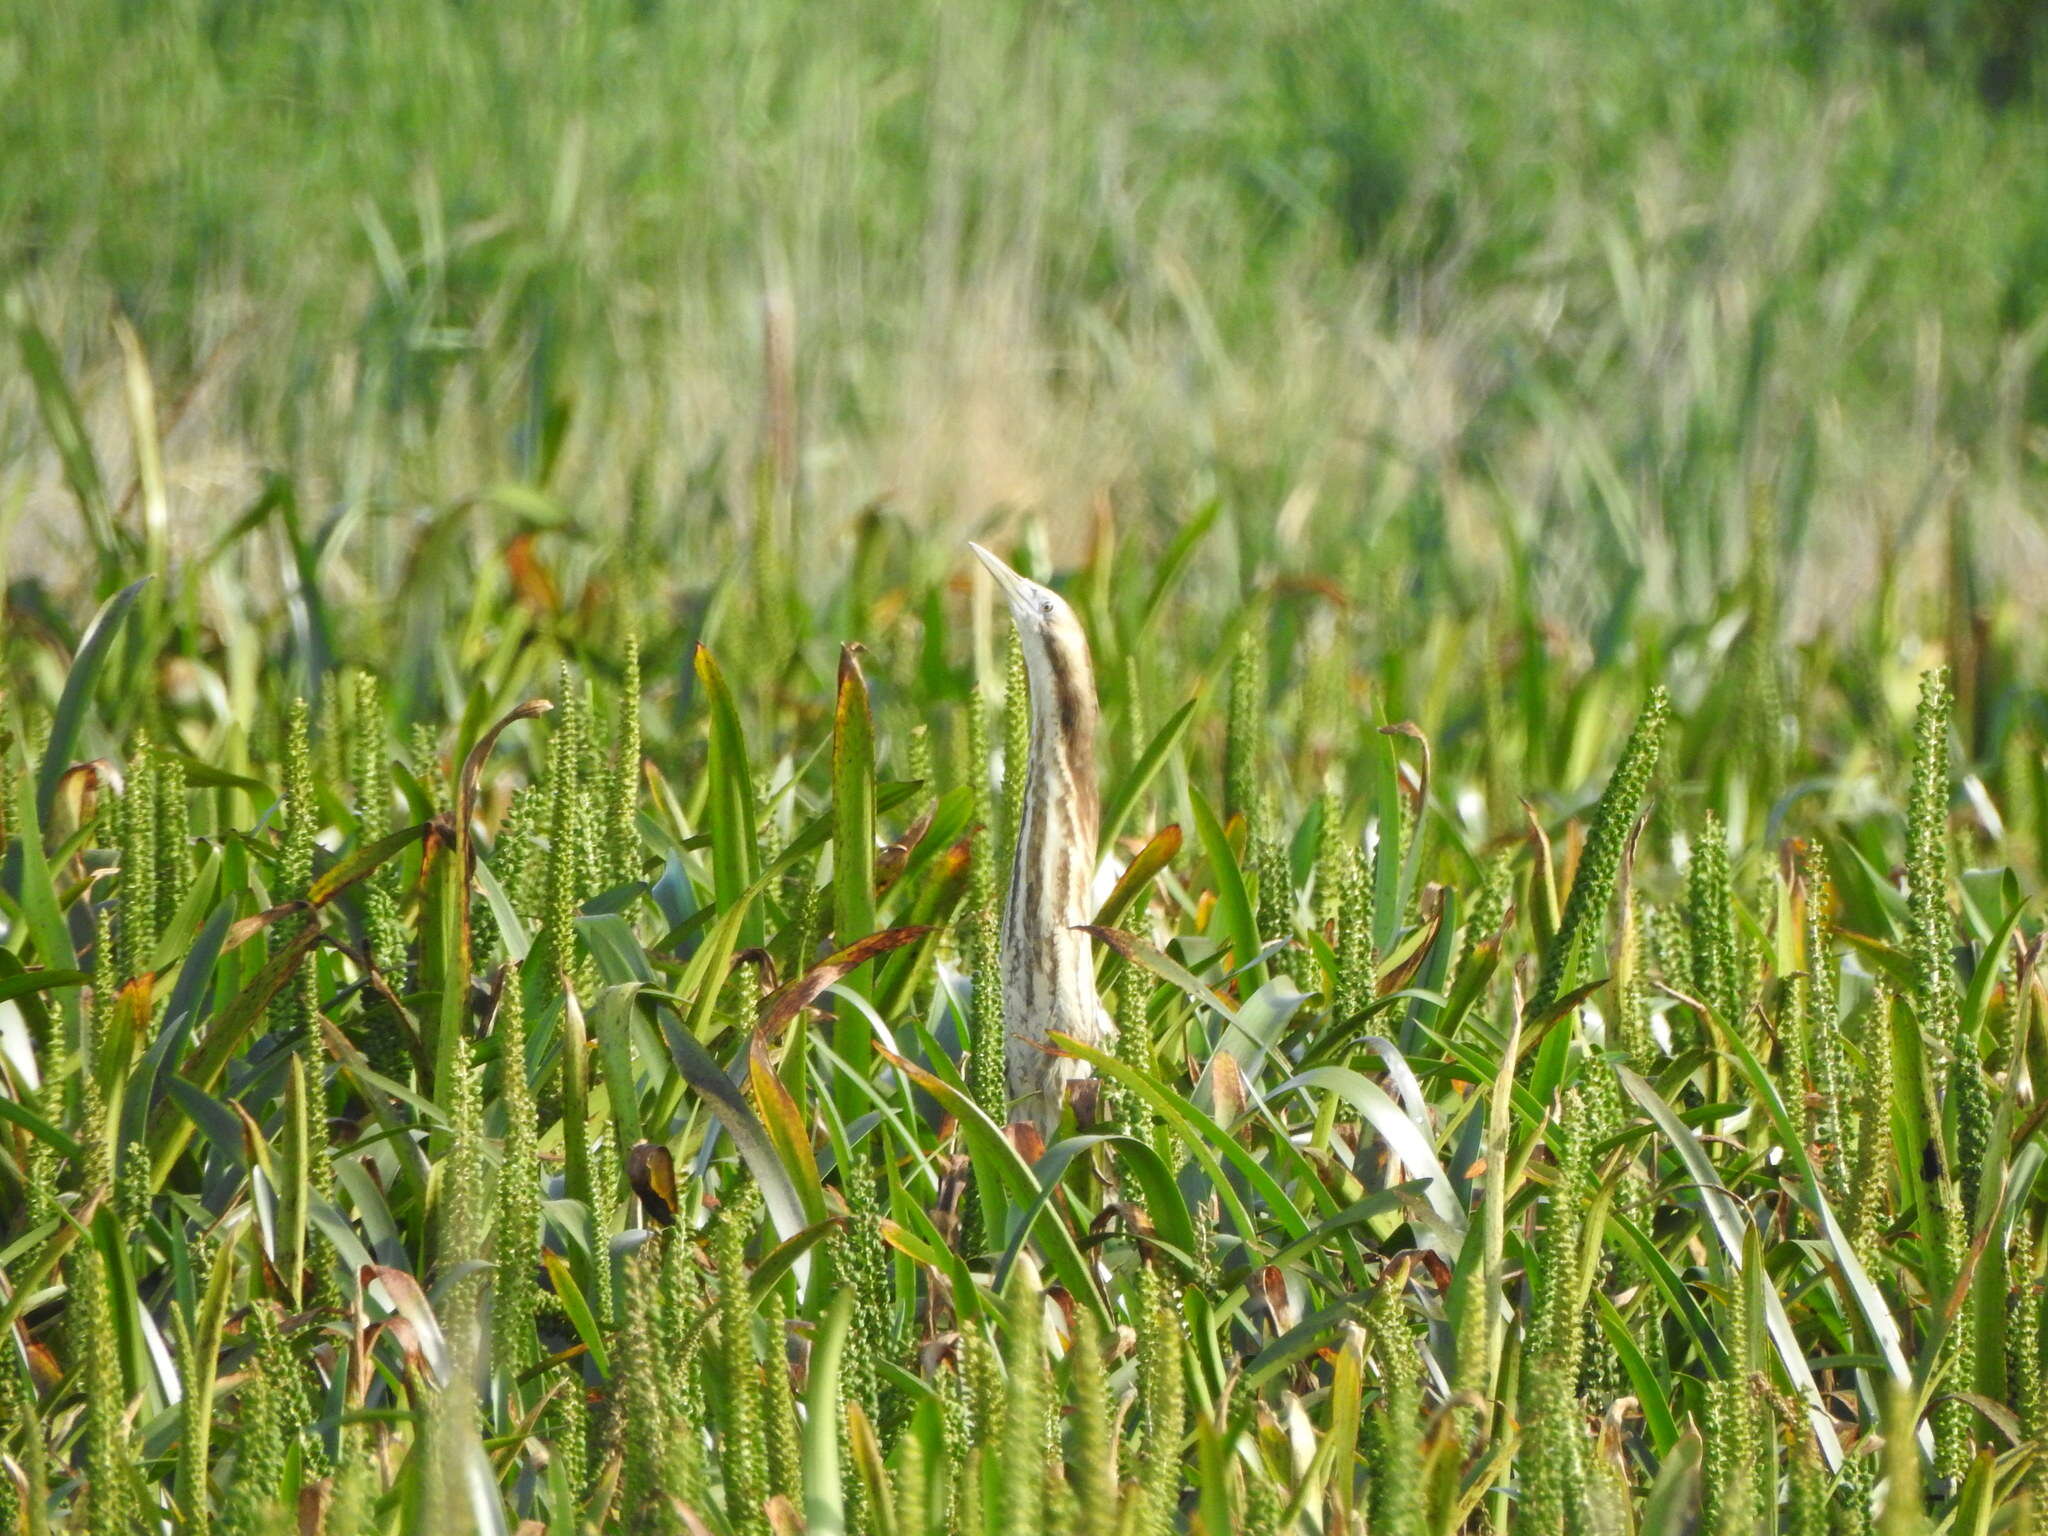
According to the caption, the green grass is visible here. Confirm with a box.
[5,0,2048,622]
[6,2,2048,1532]
[2,476,2047,1531]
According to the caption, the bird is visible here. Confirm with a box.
[968,541,1111,1134]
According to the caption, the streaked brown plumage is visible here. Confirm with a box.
[970,542,1109,1133]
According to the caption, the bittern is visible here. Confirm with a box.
[969,542,1110,1133]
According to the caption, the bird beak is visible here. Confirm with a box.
[968,542,1034,612]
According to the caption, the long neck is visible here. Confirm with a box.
[1010,634,1099,932]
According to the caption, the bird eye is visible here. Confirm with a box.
[1040,599,1054,617]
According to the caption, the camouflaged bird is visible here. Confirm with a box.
[970,542,1111,1133]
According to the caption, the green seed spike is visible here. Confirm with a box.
[1701,1242,1763,1536]
[1065,1309,1117,1536]
[0,1352,21,1536]
[23,851,63,1237]
[1785,1434,1830,1536]
[834,1136,891,1436]
[271,700,318,1050]
[1834,1445,1877,1536]
[0,1337,44,1536]
[607,635,643,891]
[1907,668,1958,1006]
[1312,791,1345,933]
[1910,669,1990,1223]
[1612,883,1651,1074]
[891,1409,932,1536]
[1518,1091,1590,1536]
[83,907,117,1198]
[1365,1261,1422,1536]
[2013,1216,2047,1508]
[492,971,543,1382]
[906,721,933,796]
[495,785,537,929]
[117,731,158,984]
[1528,687,1669,1020]
[1849,986,1897,1274]
[1133,1263,1185,1536]
[965,681,995,911]
[961,1320,1006,1487]
[549,1372,591,1509]
[996,1257,1048,1536]
[1251,792,1290,943]
[1687,811,1741,1028]
[351,672,407,985]
[1531,1101,1592,1367]
[1457,847,1515,982]
[1759,1381,1831,1536]
[1332,846,1375,1024]
[713,1185,770,1536]
[1000,632,1029,879]
[1110,953,1152,1141]
[540,665,588,987]
[173,1241,217,1536]
[1648,896,1693,996]
[1909,674,1983,1487]
[1238,1446,1281,1536]
[1935,1176,1976,1488]
[435,1044,488,1358]
[785,857,823,983]
[316,685,347,806]
[658,1226,711,1510]
[72,1234,139,1536]
[222,1294,287,1536]
[1780,968,1814,1164]
[967,900,1007,1138]
[1805,845,1856,1200]
[154,747,189,939]
[617,1243,683,1530]
[762,1286,804,1507]
[327,1428,375,1536]
[937,1344,975,1531]
[410,720,448,811]
[278,702,315,893]
[588,1131,621,1331]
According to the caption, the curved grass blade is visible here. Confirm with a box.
[1616,1063,1845,1466]
[1099,699,1197,855]
[1596,1292,1678,1456]
[0,1092,79,1158]
[1055,1031,1311,1243]
[656,1003,811,1268]
[1189,785,1259,981]
[991,1132,1200,1289]
[0,966,88,1008]
[758,926,935,1038]
[36,575,150,826]
[1272,1065,1467,1246]
[1080,925,1235,1018]
[1707,1018,1916,1394]
[750,1218,843,1307]
[749,1032,830,1227]
[875,1044,1104,1318]
[1091,823,1181,934]
[11,297,118,574]
[832,644,878,954]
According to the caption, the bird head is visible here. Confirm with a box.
[968,542,1087,657]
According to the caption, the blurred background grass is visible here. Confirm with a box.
[4,0,2047,632]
